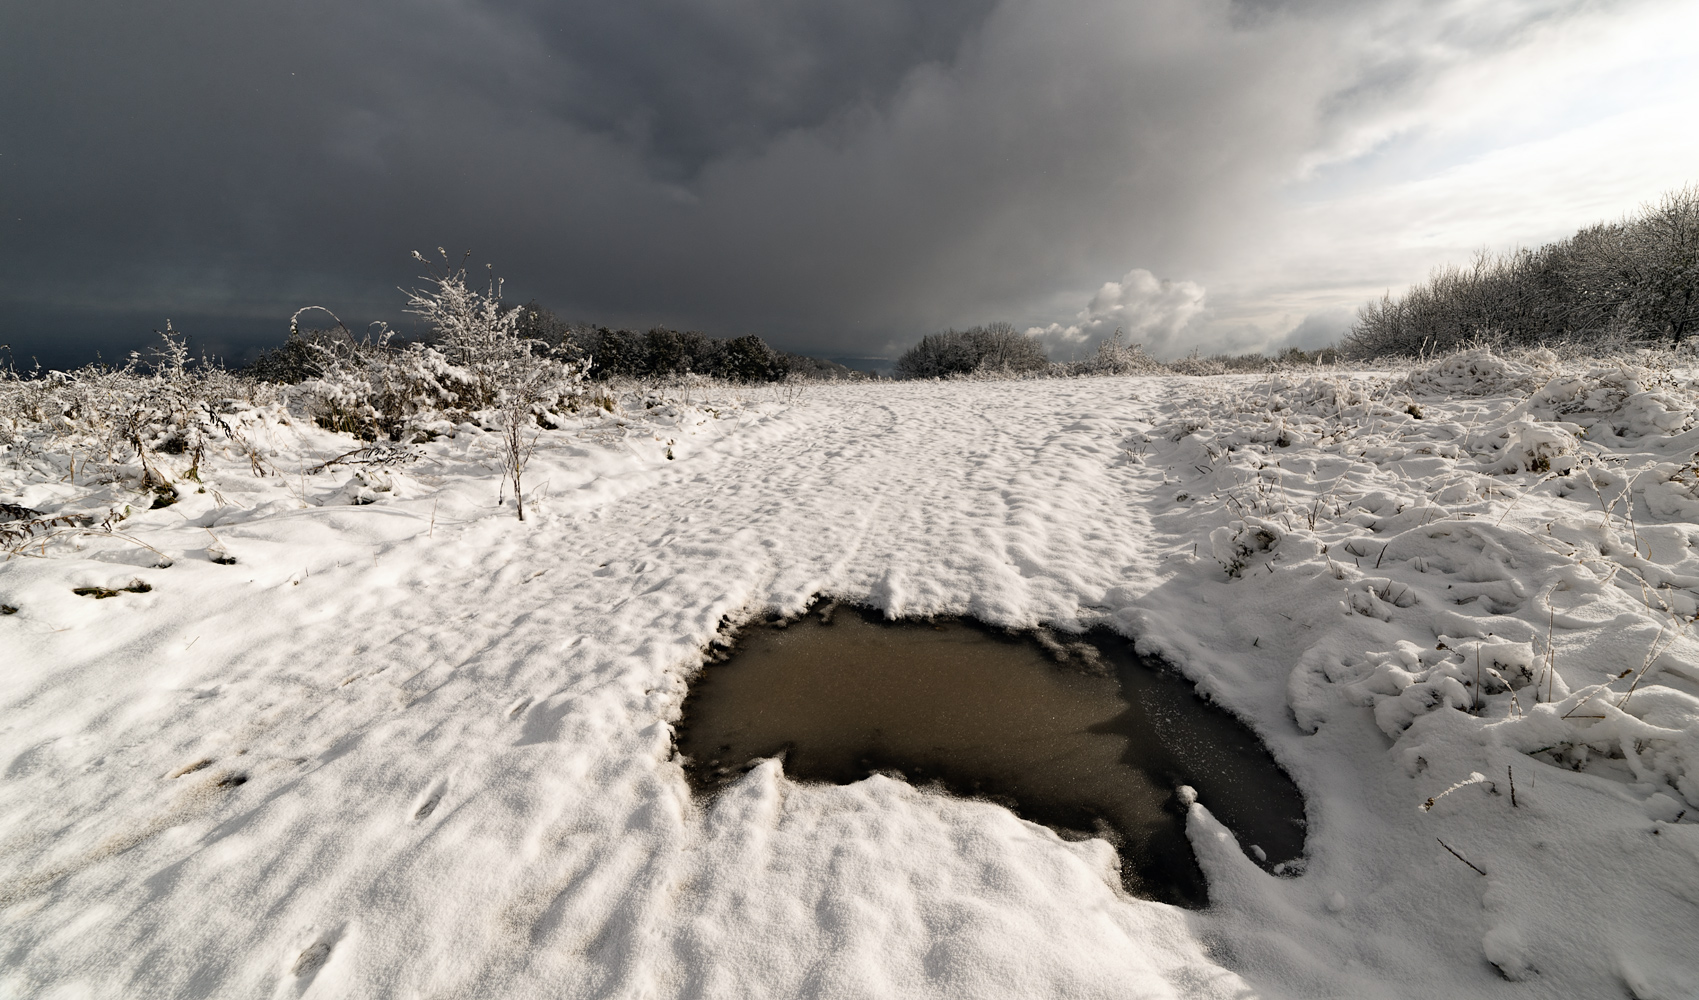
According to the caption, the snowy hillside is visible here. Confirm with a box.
[4,351,1699,999]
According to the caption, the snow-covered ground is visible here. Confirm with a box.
[4,353,1699,999]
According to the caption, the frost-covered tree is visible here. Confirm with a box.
[294,252,588,519]
[1622,186,1699,341]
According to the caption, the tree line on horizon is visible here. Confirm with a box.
[1343,185,1699,357]
[897,183,1699,370]
[31,183,1698,386]
[245,304,861,385]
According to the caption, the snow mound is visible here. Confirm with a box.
[1399,347,1558,397]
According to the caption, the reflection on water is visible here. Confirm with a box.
[675,604,1306,907]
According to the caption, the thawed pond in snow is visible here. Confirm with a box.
[676,604,1306,907]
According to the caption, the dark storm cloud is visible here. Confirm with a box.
[0,0,1617,367]
[488,0,1001,176]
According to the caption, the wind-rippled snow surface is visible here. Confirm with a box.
[4,354,1699,998]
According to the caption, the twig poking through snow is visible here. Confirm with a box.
[1436,838,1488,876]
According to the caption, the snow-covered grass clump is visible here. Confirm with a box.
[1134,346,1699,993]
[4,342,1699,998]
[1146,346,1699,794]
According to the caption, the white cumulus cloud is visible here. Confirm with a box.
[1028,269,1206,358]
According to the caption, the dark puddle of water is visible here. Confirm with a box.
[675,605,1306,908]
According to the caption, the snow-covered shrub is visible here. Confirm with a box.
[0,328,269,491]
[297,253,590,442]
[1165,348,1335,376]
[1209,518,1280,578]
[1397,346,1557,398]
[243,330,328,383]
[1312,638,1543,738]
[1165,353,1232,376]
[1300,633,1699,808]
[1057,330,1167,376]
[1479,419,1582,475]
[1525,363,1696,439]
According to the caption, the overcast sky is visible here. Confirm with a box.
[3,0,1695,367]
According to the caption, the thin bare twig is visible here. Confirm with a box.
[1437,838,1487,876]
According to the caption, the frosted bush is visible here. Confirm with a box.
[0,328,271,491]
[1165,354,1230,376]
[1058,331,1166,376]
[298,252,590,442]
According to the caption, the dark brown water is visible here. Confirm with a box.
[675,605,1306,908]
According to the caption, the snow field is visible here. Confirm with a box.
[1,353,1698,998]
